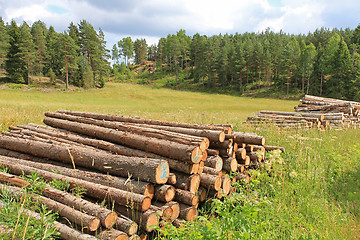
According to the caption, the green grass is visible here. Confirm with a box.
[0,82,297,132]
[0,82,359,239]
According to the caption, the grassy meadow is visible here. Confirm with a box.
[0,82,359,239]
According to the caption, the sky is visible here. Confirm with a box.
[1,0,360,50]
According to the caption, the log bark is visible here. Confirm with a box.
[149,205,173,220]
[43,116,202,164]
[98,229,129,240]
[199,173,221,191]
[167,173,177,185]
[0,135,169,184]
[153,201,180,221]
[171,171,200,193]
[206,149,219,156]
[235,148,247,161]
[154,184,176,202]
[46,112,209,151]
[19,123,172,160]
[202,166,222,176]
[0,171,30,188]
[41,185,117,229]
[222,157,238,172]
[114,205,158,232]
[259,110,325,120]
[178,203,197,221]
[204,156,222,171]
[2,154,154,198]
[264,145,285,152]
[0,182,100,231]
[197,187,207,202]
[174,188,198,206]
[56,110,231,133]
[114,216,138,236]
[0,186,98,240]
[233,132,265,146]
[0,156,151,211]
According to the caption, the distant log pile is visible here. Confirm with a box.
[0,110,284,239]
[244,95,360,129]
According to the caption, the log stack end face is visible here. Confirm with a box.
[155,160,170,184]
[191,147,202,164]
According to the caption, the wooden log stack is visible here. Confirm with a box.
[0,110,284,239]
[244,95,360,129]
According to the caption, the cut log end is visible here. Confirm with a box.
[128,222,139,236]
[162,206,173,221]
[155,160,170,184]
[165,186,176,202]
[218,132,226,142]
[191,147,202,164]
[145,211,159,232]
[104,212,118,229]
[230,158,238,172]
[214,176,222,191]
[144,184,155,199]
[189,174,200,193]
[142,197,152,212]
[99,229,129,240]
[184,208,197,221]
[90,218,101,232]
[221,177,232,196]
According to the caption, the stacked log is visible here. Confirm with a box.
[295,95,360,129]
[244,95,360,129]
[0,110,284,238]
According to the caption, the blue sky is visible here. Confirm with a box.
[0,0,359,49]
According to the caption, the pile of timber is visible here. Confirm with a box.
[0,110,284,239]
[295,95,360,128]
[244,95,360,129]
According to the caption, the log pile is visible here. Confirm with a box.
[244,95,360,129]
[295,95,360,128]
[0,110,284,239]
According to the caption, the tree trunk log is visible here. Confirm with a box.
[1,154,154,198]
[199,173,221,191]
[41,185,117,229]
[0,182,100,232]
[154,184,176,202]
[0,187,98,240]
[114,216,138,236]
[0,135,169,184]
[114,205,158,232]
[0,156,151,211]
[171,171,200,193]
[233,132,265,146]
[178,203,197,221]
[45,112,209,151]
[222,157,238,172]
[56,110,231,133]
[174,189,198,206]
[43,116,202,164]
[98,229,129,240]
[204,156,222,171]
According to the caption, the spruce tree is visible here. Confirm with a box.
[0,17,10,72]
[18,22,36,84]
[5,20,25,83]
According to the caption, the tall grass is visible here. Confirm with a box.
[0,82,359,239]
[0,82,297,132]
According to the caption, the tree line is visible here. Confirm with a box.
[0,18,110,88]
[114,27,360,101]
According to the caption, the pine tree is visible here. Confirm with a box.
[31,20,47,79]
[18,22,36,84]
[58,32,79,89]
[5,20,25,83]
[0,17,10,72]
[118,37,133,66]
